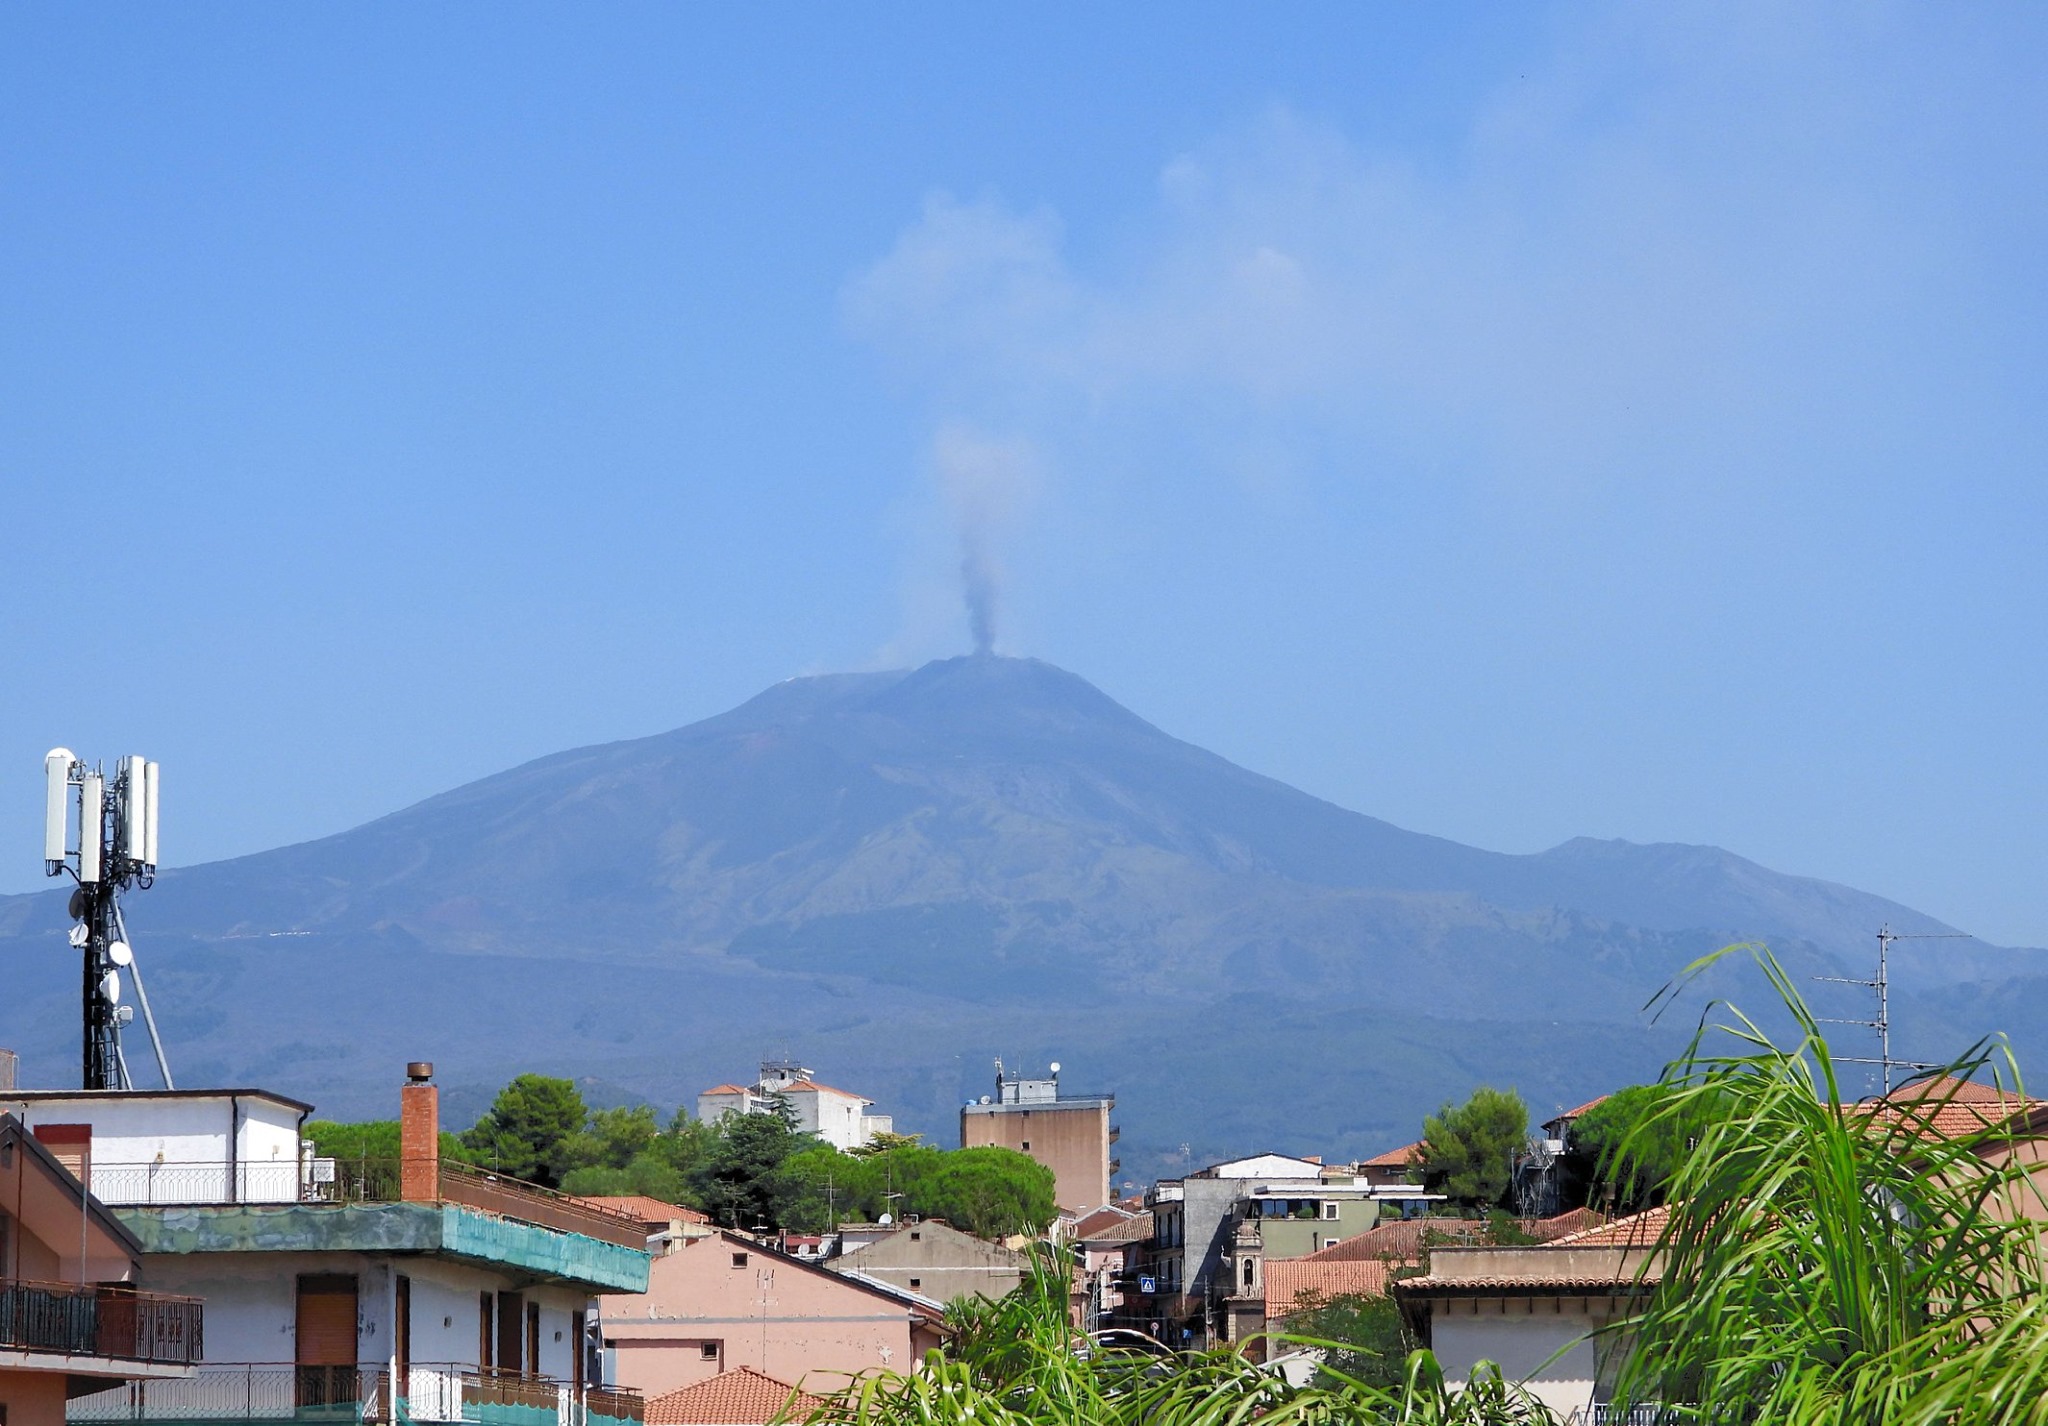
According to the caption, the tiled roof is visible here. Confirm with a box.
[1526,1208,1609,1242]
[1549,1205,1669,1247]
[1358,1141,1422,1168]
[1549,1095,1609,1122]
[1303,1220,1469,1262]
[1265,1257,1402,1316]
[1399,1271,1659,1292]
[578,1195,709,1227]
[699,1084,750,1097]
[779,1079,870,1102]
[1078,1215,1152,1245]
[1862,1076,2048,1142]
[645,1368,825,1426]
[1072,1204,1139,1238]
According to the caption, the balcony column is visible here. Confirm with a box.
[400,1062,439,1203]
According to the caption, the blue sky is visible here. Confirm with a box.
[3,6,2045,946]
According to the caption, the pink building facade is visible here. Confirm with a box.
[598,1229,945,1398]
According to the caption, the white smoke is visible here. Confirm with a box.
[930,423,1038,655]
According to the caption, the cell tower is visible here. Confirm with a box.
[42,749,174,1091]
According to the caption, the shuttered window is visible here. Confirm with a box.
[496,1292,523,1374]
[296,1275,360,1365]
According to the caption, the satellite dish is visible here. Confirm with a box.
[878,1213,893,1226]
[102,969,121,1003]
[68,889,85,920]
[1050,1062,1061,1074]
[69,923,89,948]
[108,940,133,967]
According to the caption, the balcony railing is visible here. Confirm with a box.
[0,1279,203,1366]
[80,1158,647,1250]
[1569,1407,1684,1426]
[68,1364,645,1426]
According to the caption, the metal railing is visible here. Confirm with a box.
[0,1279,202,1365]
[81,1158,646,1249]
[68,1364,645,1426]
[1569,1407,1684,1426]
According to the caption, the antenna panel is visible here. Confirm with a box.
[78,772,103,884]
[43,749,74,866]
[143,760,160,867]
[122,755,147,859]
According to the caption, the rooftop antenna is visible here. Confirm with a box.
[43,750,171,1090]
[1816,924,1966,1096]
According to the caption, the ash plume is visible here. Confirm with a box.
[933,424,1036,656]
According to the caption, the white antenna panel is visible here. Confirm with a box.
[43,749,74,866]
[108,940,133,967]
[122,755,146,859]
[143,761,160,867]
[78,772,103,884]
[102,969,121,1003]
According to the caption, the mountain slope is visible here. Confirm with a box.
[0,654,2021,1178]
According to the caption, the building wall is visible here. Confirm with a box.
[1,1094,305,1206]
[600,1234,919,1398]
[1430,1309,1603,1418]
[1253,1196,1378,1259]
[0,1365,69,1426]
[834,1224,1026,1305]
[140,1250,589,1377]
[959,1102,1109,1212]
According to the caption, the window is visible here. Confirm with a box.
[1324,1237,1341,1249]
[1321,1202,1340,1220]
[909,1278,922,1290]
[910,1230,921,1241]
[700,1342,721,1361]
[1021,1141,1031,1151]
[732,1252,750,1268]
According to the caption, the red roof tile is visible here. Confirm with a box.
[1264,1257,1402,1317]
[576,1195,709,1226]
[1358,1141,1422,1168]
[1526,1208,1609,1242]
[700,1084,751,1097]
[1549,1205,1669,1248]
[645,1368,824,1425]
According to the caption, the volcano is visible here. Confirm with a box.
[0,654,2026,1180]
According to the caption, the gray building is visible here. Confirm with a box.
[831,1219,1029,1305]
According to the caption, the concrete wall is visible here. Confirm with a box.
[142,1250,590,1377]
[959,1101,1109,1214]
[833,1223,1025,1305]
[600,1234,919,1397]
[1431,1310,1602,1419]
[1,1094,305,1206]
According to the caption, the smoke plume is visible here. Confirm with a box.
[932,424,1036,656]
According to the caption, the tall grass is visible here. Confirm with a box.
[814,943,2048,1425]
[1610,945,2048,1425]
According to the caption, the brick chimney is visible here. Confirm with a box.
[400,1061,439,1202]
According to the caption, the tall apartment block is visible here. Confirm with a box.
[959,1060,1116,1213]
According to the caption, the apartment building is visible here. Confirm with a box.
[958,1062,1114,1214]
[2,1064,651,1426]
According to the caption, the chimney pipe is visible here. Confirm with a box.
[400,1062,439,1202]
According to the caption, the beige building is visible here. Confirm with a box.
[830,1219,1029,1305]
[959,1061,1114,1213]
[698,1061,892,1152]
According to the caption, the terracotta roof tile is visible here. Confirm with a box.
[1302,1220,1471,1262]
[1264,1257,1402,1317]
[1072,1205,1139,1238]
[700,1084,751,1097]
[645,1368,825,1425]
[1358,1141,1422,1169]
[1549,1205,1669,1247]
[1550,1095,1609,1122]
[577,1195,709,1226]
[1526,1208,1609,1242]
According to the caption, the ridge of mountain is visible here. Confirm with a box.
[0,653,2032,1178]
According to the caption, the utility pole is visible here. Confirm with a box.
[43,750,167,1090]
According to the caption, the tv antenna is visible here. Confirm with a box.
[1815,924,1967,1096]
[42,750,174,1090]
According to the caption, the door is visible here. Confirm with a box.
[295,1274,360,1408]
[496,1291,524,1376]
[395,1275,412,1400]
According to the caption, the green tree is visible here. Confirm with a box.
[1416,1086,1527,1208]
[1288,1290,1415,1392]
[462,1074,588,1187]
[302,1119,473,1164]
[691,1111,809,1229]
[1567,1083,1713,1212]
[910,1147,1056,1238]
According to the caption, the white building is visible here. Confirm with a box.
[696,1061,891,1152]
[1,1066,652,1426]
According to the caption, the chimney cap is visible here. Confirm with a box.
[406,1061,434,1083]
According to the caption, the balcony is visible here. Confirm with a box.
[68,1364,645,1426]
[0,1279,203,1366]
[82,1160,647,1251]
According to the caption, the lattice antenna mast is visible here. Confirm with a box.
[42,749,172,1090]
[1816,924,1967,1095]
